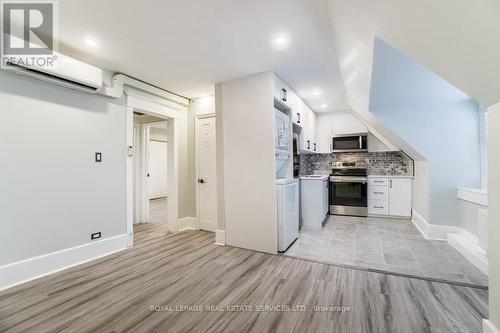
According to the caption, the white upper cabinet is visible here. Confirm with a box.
[273,75,292,108]
[331,112,367,136]
[299,101,317,153]
[288,92,303,127]
[316,114,334,153]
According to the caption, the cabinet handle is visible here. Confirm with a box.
[282,88,287,102]
[307,140,311,150]
[374,192,384,194]
[390,179,393,189]
[314,143,317,152]
[297,113,301,123]
[374,206,384,209]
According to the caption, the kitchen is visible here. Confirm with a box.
[273,73,486,285]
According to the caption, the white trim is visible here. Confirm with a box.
[411,210,461,240]
[448,232,488,275]
[127,93,180,234]
[178,217,199,231]
[127,92,183,119]
[484,320,500,333]
[215,229,226,246]
[457,188,488,206]
[126,107,134,246]
[412,210,489,275]
[0,234,128,291]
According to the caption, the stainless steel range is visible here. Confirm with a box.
[329,161,368,217]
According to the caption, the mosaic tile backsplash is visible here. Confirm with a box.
[300,151,414,176]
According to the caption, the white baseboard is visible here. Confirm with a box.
[448,232,488,275]
[411,210,461,240]
[0,234,129,292]
[178,217,199,231]
[484,320,500,333]
[215,229,226,246]
[412,210,488,275]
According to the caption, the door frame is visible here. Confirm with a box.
[126,91,183,247]
[195,113,216,232]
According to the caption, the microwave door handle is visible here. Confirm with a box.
[359,136,362,149]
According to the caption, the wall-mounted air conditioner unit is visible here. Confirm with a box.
[2,47,103,94]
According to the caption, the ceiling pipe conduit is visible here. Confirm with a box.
[101,73,190,107]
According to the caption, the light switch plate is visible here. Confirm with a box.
[95,152,102,162]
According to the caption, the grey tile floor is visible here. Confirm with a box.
[149,197,168,224]
[286,215,488,287]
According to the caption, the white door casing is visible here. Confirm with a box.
[147,140,168,199]
[196,115,217,232]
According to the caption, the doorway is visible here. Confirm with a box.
[133,113,169,226]
[126,97,181,247]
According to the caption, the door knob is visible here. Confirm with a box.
[198,179,205,184]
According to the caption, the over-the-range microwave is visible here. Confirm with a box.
[332,133,368,152]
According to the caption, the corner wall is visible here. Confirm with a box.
[215,72,277,254]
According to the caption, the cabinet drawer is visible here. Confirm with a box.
[368,185,389,201]
[368,200,389,215]
[368,178,388,187]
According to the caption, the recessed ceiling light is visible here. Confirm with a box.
[271,33,290,50]
[85,38,98,47]
[321,104,328,109]
[313,90,322,96]
[275,37,286,45]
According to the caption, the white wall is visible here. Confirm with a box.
[0,71,127,266]
[487,102,500,332]
[215,72,277,254]
[370,39,482,227]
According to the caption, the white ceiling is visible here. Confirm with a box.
[58,0,350,112]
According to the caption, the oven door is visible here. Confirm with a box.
[329,177,368,216]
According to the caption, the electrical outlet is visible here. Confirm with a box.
[91,232,101,240]
[95,152,102,162]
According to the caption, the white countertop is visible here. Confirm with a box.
[368,175,414,179]
[300,175,329,180]
[276,178,300,185]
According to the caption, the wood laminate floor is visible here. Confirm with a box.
[0,224,489,333]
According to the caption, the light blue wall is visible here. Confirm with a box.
[370,38,482,227]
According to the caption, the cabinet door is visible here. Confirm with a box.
[332,112,367,136]
[273,75,291,107]
[323,179,329,216]
[389,178,412,217]
[298,101,310,151]
[310,111,317,153]
[289,93,302,126]
[316,115,333,153]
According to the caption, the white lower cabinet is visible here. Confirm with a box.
[368,177,412,218]
[300,177,329,228]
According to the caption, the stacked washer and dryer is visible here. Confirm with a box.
[274,106,299,252]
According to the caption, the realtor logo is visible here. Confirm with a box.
[1,1,58,68]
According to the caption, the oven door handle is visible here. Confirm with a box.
[330,177,368,183]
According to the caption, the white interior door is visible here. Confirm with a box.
[148,140,168,199]
[197,116,217,232]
